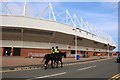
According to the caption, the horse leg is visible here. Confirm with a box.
[51,60,54,68]
[53,59,58,68]
[56,60,59,68]
[44,60,48,69]
[53,59,56,68]
[44,64,47,69]
[60,59,63,68]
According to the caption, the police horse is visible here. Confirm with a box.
[42,52,66,69]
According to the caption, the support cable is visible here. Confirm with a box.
[1,0,13,15]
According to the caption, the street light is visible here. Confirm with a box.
[107,43,109,58]
[73,28,79,60]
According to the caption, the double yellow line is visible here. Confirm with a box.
[109,73,120,80]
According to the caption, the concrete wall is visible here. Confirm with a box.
[0,15,115,57]
[1,27,111,52]
[1,46,111,58]
[20,48,94,58]
[1,40,108,52]
[20,48,107,58]
[21,48,51,57]
[0,47,3,56]
[0,15,116,47]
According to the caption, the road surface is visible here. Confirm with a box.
[1,58,120,80]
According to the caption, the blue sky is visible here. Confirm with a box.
[1,1,118,51]
[56,2,118,51]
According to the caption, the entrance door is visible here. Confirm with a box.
[71,50,75,54]
[13,48,21,56]
[4,47,11,56]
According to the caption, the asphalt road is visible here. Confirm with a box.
[2,58,120,80]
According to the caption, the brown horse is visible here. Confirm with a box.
[42,52,65,69]
[41,54,54,69]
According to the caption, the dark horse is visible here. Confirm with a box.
[42,52,66,69]
[54,53,63,68]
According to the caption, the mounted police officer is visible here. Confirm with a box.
[51,47,55,58]
[51,47,55,55]
[55,46,59,57]
[51,46,59,59]
[55,46,59,54]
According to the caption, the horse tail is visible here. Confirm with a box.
[41,54,46,63]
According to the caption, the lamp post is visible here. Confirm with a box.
[73,28,79,60]
[11,41,14,56]
[23,0,27,16]
[107,43,109,58]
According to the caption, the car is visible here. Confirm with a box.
[117,53,120,63]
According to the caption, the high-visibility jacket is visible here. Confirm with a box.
[55,49,59,53]
[51,49,55,54]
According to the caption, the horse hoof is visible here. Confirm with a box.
[44,67,47,70]
[52,67,54,68]
[44,66,47,69]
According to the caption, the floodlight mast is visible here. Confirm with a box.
[48,3,56,21]
[73,15,77,59]
[23,0,27,16]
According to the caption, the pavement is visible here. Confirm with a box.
[1,56,113,69]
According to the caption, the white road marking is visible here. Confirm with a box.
[27,72,66,80]
[78,65,96,71]
[92,65,96,68]
[2,58,112,73]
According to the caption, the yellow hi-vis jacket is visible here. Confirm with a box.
[55,49,59,53]
[51,49,55,54]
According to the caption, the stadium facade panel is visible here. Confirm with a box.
[0,15,116,57]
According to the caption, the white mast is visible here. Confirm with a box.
[23,0,27,16]
[49,3,56,21]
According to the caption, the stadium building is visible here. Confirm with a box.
[0,2,116,58]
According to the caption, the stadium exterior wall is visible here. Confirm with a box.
[0,15,116,57]
[0,15,116,47]
[1,47,107,58]
[2,40,109,52]
[0,47,3,56]
[20,48,107,58]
